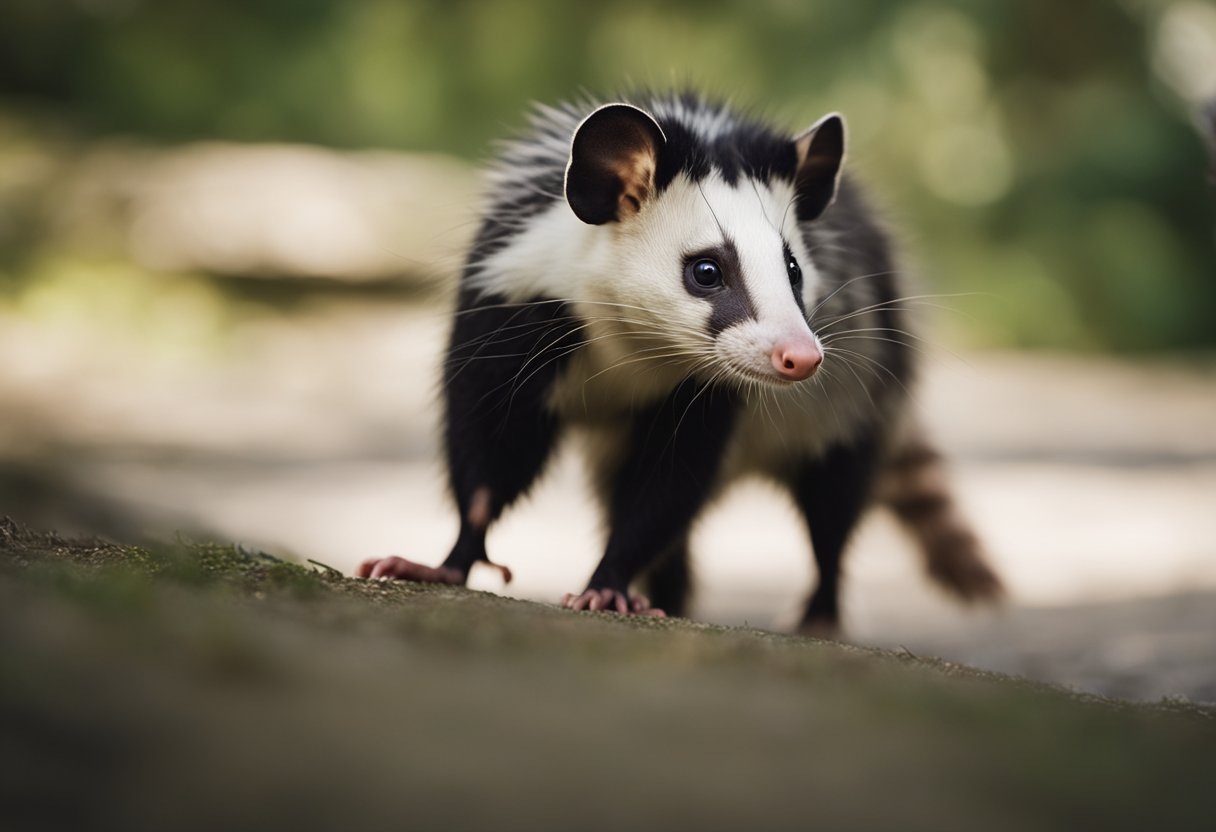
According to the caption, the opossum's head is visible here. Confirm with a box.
[564,102,845,388]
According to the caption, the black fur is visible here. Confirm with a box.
[643,538,693,616]
[639,427,888,629]
[793,435,884,628]
[566,104,666,224]
[650,95,798,189]
[794,115,845,222]
[784,242,806,309]
[439,287,583,574]
[809,180,914,389]
[586,381,738,594]
[443,92,916,621]
[695,239,758,336]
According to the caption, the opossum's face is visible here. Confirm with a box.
[565,104,845,389]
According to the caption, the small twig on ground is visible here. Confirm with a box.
[307,558,345,577]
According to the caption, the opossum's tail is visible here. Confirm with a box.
[877,425,1004,602]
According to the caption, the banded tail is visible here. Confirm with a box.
[878,425,1005,602]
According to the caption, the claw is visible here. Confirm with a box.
[560,588,666,617]
[477,558,513,584]
[355,556,465,585]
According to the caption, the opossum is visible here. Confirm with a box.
[358,92,1003,632]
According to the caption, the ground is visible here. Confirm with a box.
[3,295,1215,702]
[1,517,1212,831]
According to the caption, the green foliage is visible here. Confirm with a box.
[1,0,1213,350]
[0,518,328,607]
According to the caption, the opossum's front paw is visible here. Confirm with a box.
[560,588,667,617]
[356,556,466,585]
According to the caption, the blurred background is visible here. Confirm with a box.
[1,0,1214,701]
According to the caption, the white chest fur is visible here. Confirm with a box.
[547,326,885,490]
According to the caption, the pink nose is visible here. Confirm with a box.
[771,339,823,381]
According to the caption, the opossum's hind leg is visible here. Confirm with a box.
[359,294,579,586]
[638,538,693,618]
[792,436,883,637]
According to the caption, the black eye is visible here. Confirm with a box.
[686,258,723,292]
[787,254,802,285]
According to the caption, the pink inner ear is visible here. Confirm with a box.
[794,114,845,172]
[566,104,664,224]
[614,150,656,218]
[792,116,845,220]
[795,131,815,168]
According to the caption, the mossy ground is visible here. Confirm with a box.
[1,517,1212,831]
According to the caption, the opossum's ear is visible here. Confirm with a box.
[793,113,846,221]
[565,104,665,225]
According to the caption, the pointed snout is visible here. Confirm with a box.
[771,338,823,382]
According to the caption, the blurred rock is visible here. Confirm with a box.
[47,141,480,283]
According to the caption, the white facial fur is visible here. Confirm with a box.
[677,174,823,384]
[472,170,824,392]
